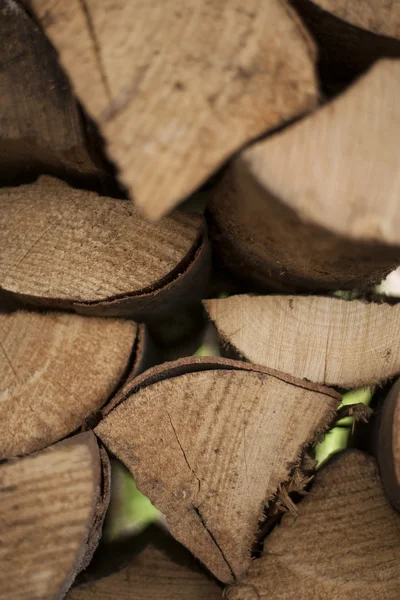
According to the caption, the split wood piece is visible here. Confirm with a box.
[291,0,400,94]
[67,542,221,600]
[95,356,340,583]
[205,294,400,388]
[208,59,400,293]
[0,0,106,186]
[0,432,110,600]
[376,378,400,513]
[0,309,136,459]
[29,0,318,220]
[225,451,400,600]
[0,176,210,334]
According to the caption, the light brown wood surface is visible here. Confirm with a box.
[95,357,339,583]
[0,432,105,600]
[67,543,221,600]
[206,294,400,387]
[226,451,400,599]
[0,176,209,323]
[376,377,400,512]
[0,310,136,458]
[30,0,318,219]
[311,0,400,38]
[209,59,400,291]
[0,0,104,184]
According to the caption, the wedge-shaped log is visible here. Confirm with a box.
[208,60,400,292]
[0,176,209,337]
[0,432,110,600]
[291,0,400,93]
[0,310,136,459]
[226,451,400,599]
[0,0,105,185]
[95,357,340,582]
[205,294,400,387]
[376,378,400,512]
[67,541,221,600]
[29,0,318,219]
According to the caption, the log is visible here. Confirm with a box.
[67,541,221,600]
[291,0,400,94]
[0,309,136,459]
[0,0,106,186]
[208,59,400,293]
[0,432,110,600]
[29,0,318,219]
[205,294,400,387]
[0,176,210,342]
[95,357,340,582]
[376,378,400,512]
[226,451,400,599]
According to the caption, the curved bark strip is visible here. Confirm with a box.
[0,0,106,186]
[208,60,400,293]
[226,451,400,599]
[29,0,318,219]
[376,378,400,512]
[205,294,400,387]
[0,176,210,336]
[0,432,109,600]
[0,309,136,459]
[67,542,221,600]
[291,0,400,94]
[95,357,339,582]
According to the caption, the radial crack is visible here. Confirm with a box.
[166,410,201,495]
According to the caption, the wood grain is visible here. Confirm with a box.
[208,59,400,292]
[0,0,104,185]
[0,432,105,600]
[67,543,221,600]
[0,310,136,458]
[226,451,400,599]
[95,359,339,582]
[30,0,318,219]
[206,294,400,387]
[0,176,209,326]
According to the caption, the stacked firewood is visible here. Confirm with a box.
[1,1,400,599]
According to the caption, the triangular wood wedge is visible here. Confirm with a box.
[29,0,318,219]
[0,176,209,328]
[0,432,110,600]
[208,59,400,292]
[376,378,400,512]
[0,0,104,185]
[0,309,136,459]
[225,451,400,600]
[95,357,340,582]
[67,541,221,600]
[205,294,400,387]
[291,0,400,93]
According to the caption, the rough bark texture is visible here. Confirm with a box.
[226,451,400,599]
[29,0,318,219]
[67,542,221,600]
[205,294,400,387]
[208,60,400,293]
[95,357,339,583]
[0,309,136,459]
[376,378,400,512]
[0,176,210,339]
[291,0,400,94]
[0,432,108,600]
[0,0,106,186]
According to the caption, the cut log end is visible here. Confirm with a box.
[377,378,400,512]
[226,450,400,599]
[0,432,109,600]
[95,357,339,583]
[0,309,136,459]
